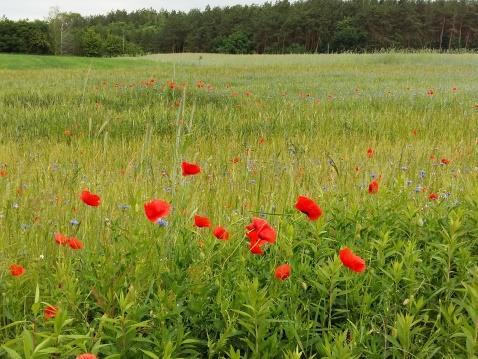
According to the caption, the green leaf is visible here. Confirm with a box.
[0,321,27,332]
[1,346,22,359]
[140,349,160,359]
[32,338,51,354]
[23,330,34,359]
[36,348,61,354]
[34,283,40,303]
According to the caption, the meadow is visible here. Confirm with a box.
[0,52,477,358]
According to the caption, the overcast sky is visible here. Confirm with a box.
[2,0,270,20]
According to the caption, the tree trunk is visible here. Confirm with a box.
[448,13,455,50]
[439,17,445,51]
[458,23,462,49]
[315,33,320,53]
[60,23,64,55]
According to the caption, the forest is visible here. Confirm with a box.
[1,0,478,56]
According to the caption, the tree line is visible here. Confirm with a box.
[1,0,478,56]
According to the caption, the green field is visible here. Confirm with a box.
[0,53,477,358]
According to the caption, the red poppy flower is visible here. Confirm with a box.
[55,232,69,246]
[80,190,101,207]
[411,129,417,136]
[367,147,374,158]
[429,193,438,201]
[10,264,25,277]
[232,157,240,164]
[68,237,83,250]
[181,162,201,176]
[213,226,229,240]
[295,196,323,221]
[246,217,276,244]
[440,158,450,165]
[0,170,7,177]
[194,215,211,228]
[339,247,366,273]
[76,354,97,359]
[259,137,265,145]
[368,180,379,194]
[246,218,276,254]
[44,305,58,319]
[274,264,291,280]
[144,200,171,222]
[247,231,268,255]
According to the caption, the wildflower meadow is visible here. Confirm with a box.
[0,52,477,358]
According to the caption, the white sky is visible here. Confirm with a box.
[2,0,270,20]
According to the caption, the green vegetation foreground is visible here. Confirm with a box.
[0,53,478,358]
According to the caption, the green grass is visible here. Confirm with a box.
[0,52,477,358]
[0,54,155,70]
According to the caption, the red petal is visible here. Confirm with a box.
[144,200,171,222]
[245,222,255,231]
[295,196,323,220]
[259,226,276,244]
[339,247,366,273]
[55,232,69,246]
[213,226,229,240]
[194,215,211,228]
[368,180,379,194]
[80,190,101,207]
[44,305,58,319]
[10,264,25,277]
[250,217,268,231]
[76,354,98,359]
[249,238,267,255]
[274,264,291,280]
[246,229,259,241]
[181,162,201,176]
[246,217,276,244]
[68,237,83,250]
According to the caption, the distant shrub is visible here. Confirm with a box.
[214,31,254,54]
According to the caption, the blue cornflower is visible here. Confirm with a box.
[156,218,168,227]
